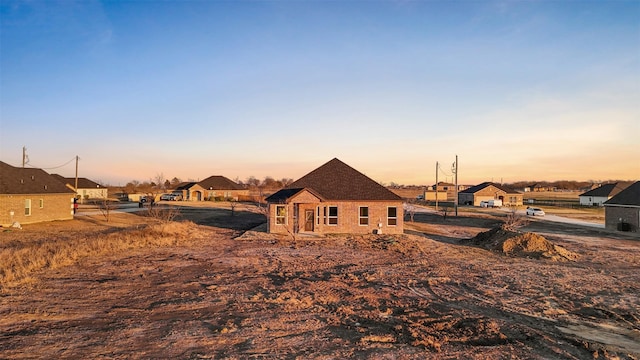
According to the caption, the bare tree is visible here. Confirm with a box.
[440,204,451,220]
[99,198,119,222]
[503,206,529,231]
[405,201,417,222]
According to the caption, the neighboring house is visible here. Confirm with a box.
[173,182,204,201]
[603,181,640,232]
[265,158,404,235]
[198,175,249,201]
[579,182,632,206]
[0,161,76,226]
[51,174,108,202]
[458,182,523,206]
[172,176,247,201]
[524,184,556,192]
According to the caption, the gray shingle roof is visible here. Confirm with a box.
[580,182,632,198]
[604,181,640,207]
[0,161,75,195]
[198,176,244,190]
[51,174,105,189]
[267,158,402,202]
[460,182,521,194]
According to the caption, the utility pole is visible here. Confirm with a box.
[74,156,79,199]
[453,155,459,217]
[435,161,439,211]
[22,146,27,168]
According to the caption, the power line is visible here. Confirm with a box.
[26,156,78,170]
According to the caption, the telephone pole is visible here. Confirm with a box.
[453,155,459,217]
[22,147,27,168]
[435,161,439,211]
[74,156,79,191]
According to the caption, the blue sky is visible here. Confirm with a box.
[1,1,638,186]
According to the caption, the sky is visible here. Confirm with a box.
[1,1,639,186]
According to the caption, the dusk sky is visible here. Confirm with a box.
[1,1,638,186]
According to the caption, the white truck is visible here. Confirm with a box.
[488,199,503,208]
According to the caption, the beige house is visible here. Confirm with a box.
[0,161,76,227]
[173,176,247,201]
[52,174,108,203]
[266,158,404,235]
[458,182,523,207]
[199,175,249,201]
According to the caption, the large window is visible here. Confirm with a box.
[387,207,397,226]
[39,199,44,208]
[25,199,32,216]
[275,205,286,225]
[328,206,338,225]
[359,206,369,225]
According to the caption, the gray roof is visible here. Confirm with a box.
[604,181,640,207]
[460,182,521,194]
[51,174,105,189]
[174,182,198,190]
[0,161,75,195]
[198,176,244,190]
[266,158,402,202]
[580,182,632,198]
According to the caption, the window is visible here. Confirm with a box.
[328,206,338,225]
[25,199,32,216]
[387,207,397,226]
[317,207,321,225]
[39,199,44,208]
[359,206,369,225]
[275,205,286,225]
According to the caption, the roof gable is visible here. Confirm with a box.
[198,175,243,190]
[265,188,324,203]
[580,182,632,198]
[0,162,75,195]
[604,181,640,207]
[284,158,401,201]
[460,182,521,194]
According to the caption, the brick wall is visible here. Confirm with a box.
[605,206,639,232]
[0,194,74,226]
[269,200,404,235]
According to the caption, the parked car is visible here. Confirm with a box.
[160,193,173,201]
[526,207,545,216]
[480,201,489,208]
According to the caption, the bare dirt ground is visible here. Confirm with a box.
[1,203,639,359]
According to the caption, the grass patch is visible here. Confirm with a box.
[0,221,197,290]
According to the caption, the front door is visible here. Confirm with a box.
[304,210,314,231]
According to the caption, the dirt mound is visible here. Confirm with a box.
[466,225,578,261]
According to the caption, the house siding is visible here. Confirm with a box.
[269,200,404,235]
[579,196,609,207]
[605,206,639,232]
[0,194,74,226]
[459,185,523,206]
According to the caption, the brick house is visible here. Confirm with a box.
[173,182,204,201]
[173,176,247,201]
[265,158,404,235]
[51,174,108,203]
[198,175,249,201]
[458,182,523,206]
[0,161,76,227]
[604,181,639,232]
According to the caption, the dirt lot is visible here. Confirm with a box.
[1,203,639,359]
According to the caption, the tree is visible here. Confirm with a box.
[164,179,171,189]
[170,177,182,187]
